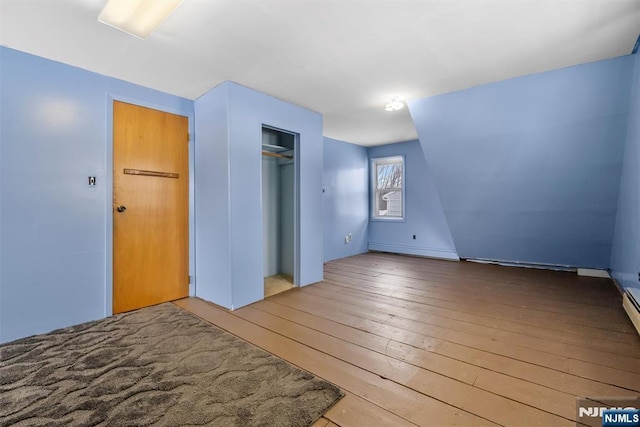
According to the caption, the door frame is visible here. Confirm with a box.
[105,93,196,316]
[259,124,301,287]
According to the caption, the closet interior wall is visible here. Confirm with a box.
[262,128,295,295]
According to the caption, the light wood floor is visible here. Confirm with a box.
[175,252,640,427]
[264,274,294,298]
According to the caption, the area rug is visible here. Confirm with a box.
[0,303,343,426]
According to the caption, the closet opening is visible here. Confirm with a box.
[261,126,297,298]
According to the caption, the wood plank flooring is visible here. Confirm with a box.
[264,274,294,297]
[175,252,640,426]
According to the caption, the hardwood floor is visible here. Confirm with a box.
[264,274,294,297]
[175,252,640,426]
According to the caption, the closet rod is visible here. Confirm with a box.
[262,150,293,160]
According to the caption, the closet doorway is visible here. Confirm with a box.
[261,126,297,298]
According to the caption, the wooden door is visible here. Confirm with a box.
[113,101,189,314]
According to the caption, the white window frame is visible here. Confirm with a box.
[371,155,405,221]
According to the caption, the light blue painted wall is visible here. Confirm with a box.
[409,55,634,268]
[280,163,295,277]
[367,140,458,260]
[0,47,194,343]
[322,138,369,262]
[193,83,232,307]
[262,156,281,276]
[261,155,295,278]
[611,53,640,290]
[195,82,323,310]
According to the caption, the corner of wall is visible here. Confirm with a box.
[322,138,370,262]
[194,83,233,308]
[366,139,459,261]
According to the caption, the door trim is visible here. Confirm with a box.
[106,93,195,316]
[260,124,301,287]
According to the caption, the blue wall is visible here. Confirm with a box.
[195,82,323,310]
[322,138,369,262]
[262,156,281,276]
[0,47,194,343]
[194,84,232,307]
[368,140,458,260]
[611,53,640,290]
[409,56,634,268]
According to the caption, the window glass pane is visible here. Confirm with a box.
[372,156,403,219]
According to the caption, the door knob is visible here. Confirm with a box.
[116,205,127,213]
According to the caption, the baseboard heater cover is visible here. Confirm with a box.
[623,288,640,336]
[577,268,610,278]
[367,243,459,261]
[466,258,574,272]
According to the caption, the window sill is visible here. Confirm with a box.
[370,217,406,223]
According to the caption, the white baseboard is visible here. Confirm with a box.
[577,268,610,278]
[368,242,459,261]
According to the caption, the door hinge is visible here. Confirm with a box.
[188,275,192,284]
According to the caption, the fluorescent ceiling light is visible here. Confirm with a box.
[98,0,183,39]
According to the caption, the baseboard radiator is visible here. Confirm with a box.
[623,288,640,336]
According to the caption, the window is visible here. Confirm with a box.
[371,155,404,220]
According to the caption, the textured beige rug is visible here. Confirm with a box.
[0,303,343,426]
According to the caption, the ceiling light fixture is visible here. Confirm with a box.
[98,0,183,39]
[384,97,405,112]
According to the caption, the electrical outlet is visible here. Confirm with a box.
[348,233,352,242]
[345,235,349,244]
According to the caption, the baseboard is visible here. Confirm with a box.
[368,242,459,261]
[577,268,610,278]
[465,258,575,272]
[324,249,369,263]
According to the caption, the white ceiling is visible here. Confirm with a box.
[1,0,639,146]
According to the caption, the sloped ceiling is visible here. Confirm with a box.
[0,0,639,145]
[409,55,634,268]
